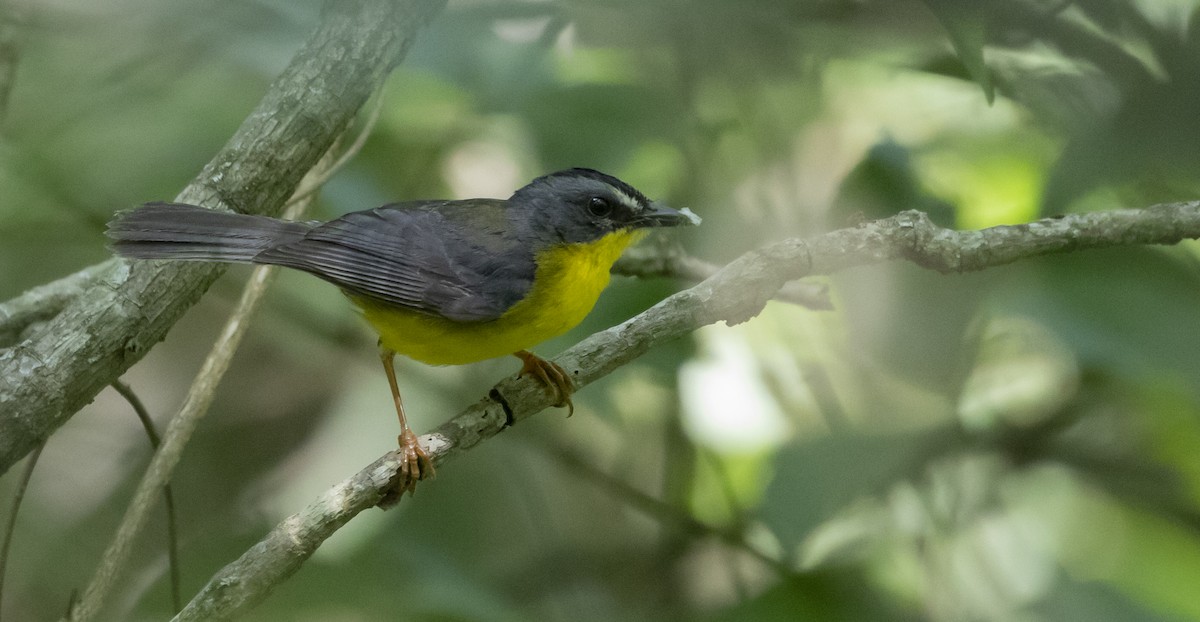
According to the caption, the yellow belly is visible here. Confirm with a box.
[354,230,644,366]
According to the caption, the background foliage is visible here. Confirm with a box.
[3,0,1200,620]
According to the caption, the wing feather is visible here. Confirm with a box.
[255,201,534,322]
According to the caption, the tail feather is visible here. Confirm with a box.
[107,202,313,263]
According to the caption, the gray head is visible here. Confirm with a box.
[509,168,695,246]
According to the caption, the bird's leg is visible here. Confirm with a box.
[514,350,575,416]
[380,345,434,498]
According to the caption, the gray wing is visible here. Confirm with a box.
[255,200,535,322]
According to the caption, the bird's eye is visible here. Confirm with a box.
[588,196,613,218]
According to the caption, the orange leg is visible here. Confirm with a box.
[514,350,575,416]
[380,346,434,497]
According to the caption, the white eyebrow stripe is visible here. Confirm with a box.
[612,189,643,212]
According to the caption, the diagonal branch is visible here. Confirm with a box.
[174,200,1200,620]
[0,0,446,476]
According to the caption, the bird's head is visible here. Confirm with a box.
[509,168,698,247]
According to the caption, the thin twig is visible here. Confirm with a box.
[68,70,385,619]
[549,446,792,576]
[110,380,182,614]
[69,259,279,622]
[286,87,386,208]
[0,440,44,622]
[66,135,346,622]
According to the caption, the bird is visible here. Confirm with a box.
[107,168,699,495]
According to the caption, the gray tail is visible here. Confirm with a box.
[107,202,314,263]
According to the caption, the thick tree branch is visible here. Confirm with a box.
[0,263,108,348]
[174,200,1200,620]
[0,0,446,475]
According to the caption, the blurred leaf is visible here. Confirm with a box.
[570,0,826,79]
[836,138,955,225]
[958,318,1080,431]
[760,426,956,551]
[837,264,991,396]
[923,132,1053,228]
[525,83,681,168]
[1054,485,1200,620]
[996,247,1200,393]
[1042,34,1200,212]
[1136,381,1200,508]
[983,48,1120,137]
[707,572,919,621]
[1034,578,1177,622]
[1067,0,1134,33]
[922,0,995,103]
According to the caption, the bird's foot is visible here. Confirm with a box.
[515,350,575,416]
[379,429,435,507]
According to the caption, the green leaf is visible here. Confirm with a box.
[923,0,995,104]
[760,426,958,551]
[997,246,1200,392]
[707,572,918,621]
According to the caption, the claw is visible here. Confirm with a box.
[380,429,435,506]
[378,346,436,507]
[515,350,575,416]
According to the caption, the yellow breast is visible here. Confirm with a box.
[354,229,645,366]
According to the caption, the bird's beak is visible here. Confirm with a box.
[636,202,702,228]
